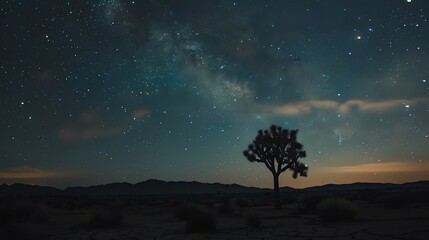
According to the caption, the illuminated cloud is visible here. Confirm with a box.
[132,108,149,119]
[59,110,122,141]
[338,98,428,113]
[59,126,122,141]
[0,166,65,179]
[322,162,429,174]
[270,97,429,116]
[272,100,339,116]
[78,111,99,123]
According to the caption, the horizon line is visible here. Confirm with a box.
[2,178,429,191]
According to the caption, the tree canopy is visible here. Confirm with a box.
[243,124,308,208]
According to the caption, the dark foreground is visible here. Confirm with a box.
[1,190,429,240]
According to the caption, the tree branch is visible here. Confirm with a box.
[263,160,274,172]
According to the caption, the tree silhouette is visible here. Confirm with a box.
[243,124,308,209]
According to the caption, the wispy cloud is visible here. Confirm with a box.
[338,98,427,113]
[132,108,149,119]
[0,166,66,179]
[322,162,429,174]
[272,100,338,116]
[270,97,429,116]
[59,110,121,141]
[59,126,122,141]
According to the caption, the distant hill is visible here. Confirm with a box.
[0,183,61,196]
[63,179,269,196]
[1,180,428,196]
[288,181,429,192]
[0,179,270,196]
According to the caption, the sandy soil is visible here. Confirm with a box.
[4,200,428,240]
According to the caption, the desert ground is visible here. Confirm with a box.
[1,190,429,240]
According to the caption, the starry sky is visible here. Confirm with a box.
[1,0,429,189]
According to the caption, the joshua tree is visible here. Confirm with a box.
[243,124,308,209]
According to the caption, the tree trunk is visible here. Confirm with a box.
[273,173,281,209]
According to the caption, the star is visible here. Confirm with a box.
[0,0,428,189]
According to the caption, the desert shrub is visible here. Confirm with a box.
[244,210,261,228]
[316,198,357,221]
[298,192,330,213]
[229,198,249,215]
[185,205,216,233]
[175,204,216,233]
[87,203,123,228]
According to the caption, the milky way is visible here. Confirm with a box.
[1,0,428,188]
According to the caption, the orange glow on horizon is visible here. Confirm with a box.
[0,165,67,180]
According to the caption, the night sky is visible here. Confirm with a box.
[1,0,429,188]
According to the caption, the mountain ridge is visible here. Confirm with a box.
[1,179,428,196]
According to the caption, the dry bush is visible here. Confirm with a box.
[298,192,330,213]
[174,204,216,233]
[185,205,216,233]
[316,198,357,221]
[229,198,249,215]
